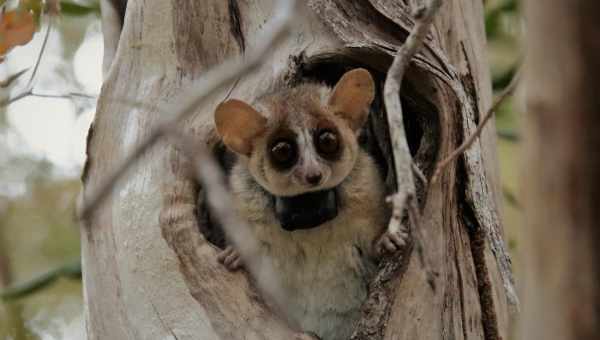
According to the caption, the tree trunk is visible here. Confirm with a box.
[521,1,600,339]
[82,0,513,339]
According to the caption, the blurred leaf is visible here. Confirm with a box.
[503,186,521,209]
[485,0,518,38]
[0,8,36,58]
[497,129,520,143]
[492,64,517,91]
[0,67,28,87]
[60,1,100,16]
[46,0,60,16]
[19,0,43,26]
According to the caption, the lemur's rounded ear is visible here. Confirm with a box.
[328,68,375,131]
[214,99,267,155]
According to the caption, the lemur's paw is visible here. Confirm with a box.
[376,227,409,256]
[293,332,321,340]
[217,245,243,271]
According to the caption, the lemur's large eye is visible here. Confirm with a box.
[269,139,298,169]
[315,129,340,158]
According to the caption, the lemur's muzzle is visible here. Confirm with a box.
[274,188,338,231]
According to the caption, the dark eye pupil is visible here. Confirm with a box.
[269,140,297,169]
[272,142,292,161]
[317,131,339,155]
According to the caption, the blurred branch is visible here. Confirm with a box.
[0,68,29,88]
[80,0,298,220]
[432,67,522,183]
[26,16,52,90]
[168,131,286,304]
[0,259,81,301]
[0,200,27,339]
[30,91,97,100]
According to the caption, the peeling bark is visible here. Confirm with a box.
[83,1,512,339]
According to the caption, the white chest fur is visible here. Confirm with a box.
[230,153,387,340]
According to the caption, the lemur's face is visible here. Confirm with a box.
[215,68,375,197]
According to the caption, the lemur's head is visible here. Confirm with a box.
[214,68,375,197]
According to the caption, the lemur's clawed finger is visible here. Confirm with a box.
[217,246,242,271]
[376,228,410,256]
[217,245,234,262]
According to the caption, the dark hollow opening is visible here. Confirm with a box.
[291,51,440,196]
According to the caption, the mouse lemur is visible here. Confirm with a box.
[213,68,404,340]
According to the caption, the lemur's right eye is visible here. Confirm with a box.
[269,139,298,169]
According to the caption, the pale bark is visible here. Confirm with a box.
[82,1,512,339]
[521,1,600,339]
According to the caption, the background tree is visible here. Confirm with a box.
[521,0,600,339]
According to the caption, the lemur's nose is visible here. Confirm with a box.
[306,172,323,186]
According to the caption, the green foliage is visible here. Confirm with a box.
[485,0,519,39]
[492,64,517,91]
[60,1,100,17]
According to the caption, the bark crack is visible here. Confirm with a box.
[150,300,181,340]
[228,0,246,52]
[459,161,502,340]
[453,235,469,340]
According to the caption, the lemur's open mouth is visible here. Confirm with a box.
[273,188,338,231]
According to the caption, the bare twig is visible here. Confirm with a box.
[0,90,32,107]
[353,3,443,336]
[80,0,298,220]
[0,18,53,107]
[412,161,428,187]
[0,68,29,88]
[26,18,53,90]
[431,67,522,183]
[30,91,97,100]
[0,259,81,301]
[383,0,442,237]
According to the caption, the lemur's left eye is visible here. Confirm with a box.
[315,129,340,157]
[269,139,298,169]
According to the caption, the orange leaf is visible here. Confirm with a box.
[0,10,36,58]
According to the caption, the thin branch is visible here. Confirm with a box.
[0,19,53,107]
[26,17,53,90]
[0,90,32,107]
[0,68,29,88]
[383,0,442,232]
[0,259,81,301]
[412,161,428,187]
[80,0,298,220]
[0,90,97,107]
[431,67,522,183]
[30,91,97,100]
[351,2,443,338]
